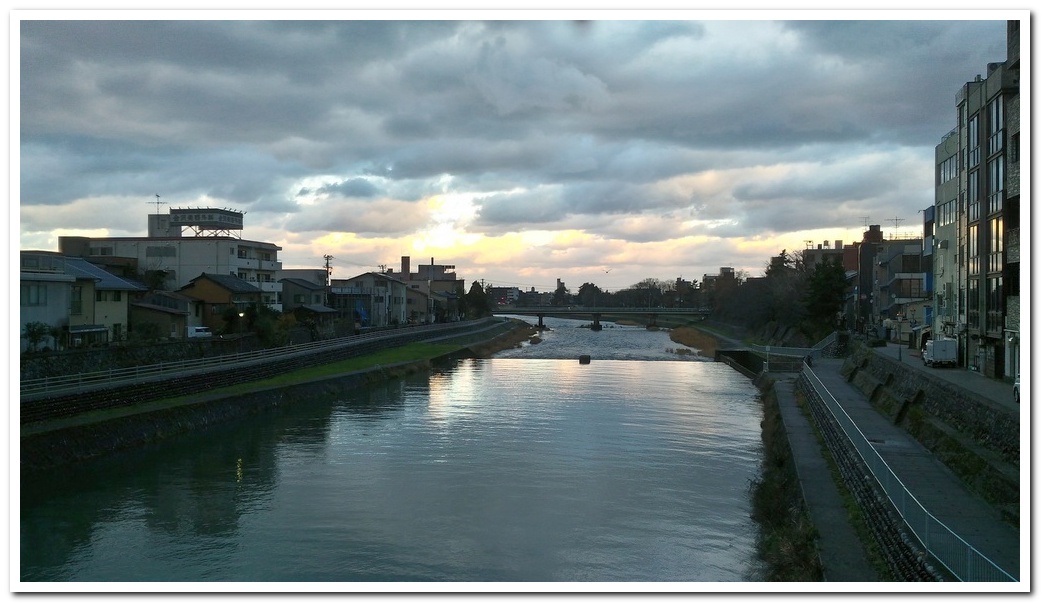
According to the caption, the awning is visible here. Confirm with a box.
[300,304,337,314]
[68,325,108,333]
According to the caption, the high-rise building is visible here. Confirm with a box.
[933,20,1020,379]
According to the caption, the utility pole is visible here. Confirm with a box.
[323,254,334,287]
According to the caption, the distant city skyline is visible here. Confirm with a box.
[17,12,1015,292]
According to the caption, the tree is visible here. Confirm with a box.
[804,258,849,338]
[551,281,570,306]
[22,321,51,352]
[465,281,492,318]
[576,282,603,307]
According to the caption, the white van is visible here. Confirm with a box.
[186,326,213,338]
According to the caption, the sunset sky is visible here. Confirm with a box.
[16,11,1016,292]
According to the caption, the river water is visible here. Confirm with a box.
[19,316,766,587]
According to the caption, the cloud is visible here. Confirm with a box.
[18,16,1013,289]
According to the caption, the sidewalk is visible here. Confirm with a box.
[705,326,1022,581]
[805,358,1022,581]
[872,342,1017,411]
[772,374,880,582]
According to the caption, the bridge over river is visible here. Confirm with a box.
[496,306,711,330]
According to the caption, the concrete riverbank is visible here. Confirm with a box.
[21,319,536,473]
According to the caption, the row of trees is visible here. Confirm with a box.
[711,249,849,343]
[515,277,701,309]
[469,248,848,344]
[411,251,848,343]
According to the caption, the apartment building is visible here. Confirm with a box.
[59,208,284,311]
[932,20,1021,379]
[329,272,408,328]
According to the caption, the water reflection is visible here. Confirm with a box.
[21,326,763,583]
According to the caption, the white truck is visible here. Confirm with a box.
[186,326,213,338]
[922,338,958,368]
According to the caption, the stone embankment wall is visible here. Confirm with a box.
[21,320,529,474]
[21,361,431,474]
[22,321,503,426]
[840,343,1019,525]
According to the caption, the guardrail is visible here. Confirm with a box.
[21,318,499,401]
[801,363,1015,582]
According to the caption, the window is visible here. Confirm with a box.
[967,279,980,329]
[938,155,958,184]
[967,170,979,222]
[71,286,83,315]
[293,294,305,303]
[988,217,1004,274]
[987,156,1004,214]
[968,113,980,168]
[937,199,957,226]
[20,284,47,306]
[145,246,176,257]
[987,96,1004,156]
[968,224,979,276]
[986,276,1004,332]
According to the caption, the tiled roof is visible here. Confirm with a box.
[190,273,261,293]
[63,257,148,291]
[280,277,326,290]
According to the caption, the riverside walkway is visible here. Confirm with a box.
[772,343,1023,586]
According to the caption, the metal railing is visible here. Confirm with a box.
[748,331,838,360]
[801,364,1016,582]
[21,318,499,401]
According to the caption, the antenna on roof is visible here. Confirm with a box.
[889,216,903,239]
[149,194,167,215]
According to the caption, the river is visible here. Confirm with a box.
[19,316,766,587]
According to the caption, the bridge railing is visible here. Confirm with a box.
[500,306,712,314]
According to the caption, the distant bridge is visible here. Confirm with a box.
[496,306,711,330]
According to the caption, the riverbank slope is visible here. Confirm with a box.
[21,319,537,473]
